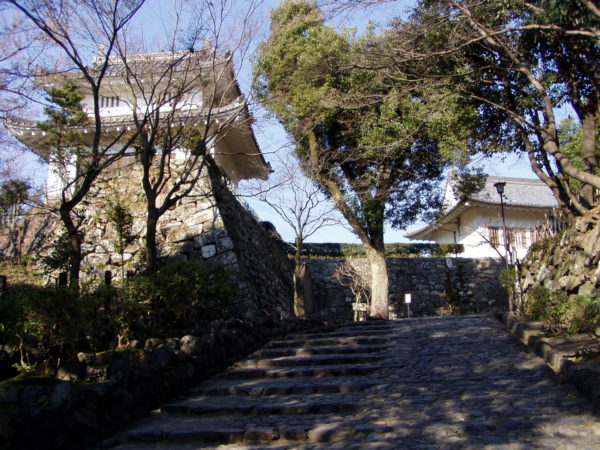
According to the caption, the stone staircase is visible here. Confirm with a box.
[102,321,397,448]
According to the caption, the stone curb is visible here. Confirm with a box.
[498,312,600,408]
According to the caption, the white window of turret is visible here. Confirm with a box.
[100,96,120,108]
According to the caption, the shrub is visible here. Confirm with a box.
[120,260,238,339]
[568,294,600,336]
[40,232,77,273]
[525,286,569,333]
[0,259,239,379]
[526,287,600,336]
[283,242,464,258]
[0,283,103,374]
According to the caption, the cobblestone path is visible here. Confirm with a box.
[102,315,600,449]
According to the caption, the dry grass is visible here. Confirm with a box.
[0,257,45,288]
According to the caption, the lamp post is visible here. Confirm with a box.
[494,181,516,312]
[493,181,511,269]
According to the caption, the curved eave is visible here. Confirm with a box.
[405,200,555,241]
[4,101,269,180]
[405,202,468,241]
[5,100,246,155]
[216,125,269,182]
[35,52,231,91]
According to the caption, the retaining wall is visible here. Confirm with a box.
[306,257,507,320]
[0,315,322,450]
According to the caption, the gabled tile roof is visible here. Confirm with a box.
[471,176,558,208]
[405,175,557,240]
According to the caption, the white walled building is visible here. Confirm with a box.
[2,48,277,278]
[5,47,270,199]
[405,176,558,261]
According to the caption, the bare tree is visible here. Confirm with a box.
[2,0,147,286]
[2,0,266,278]
[243,149,343,314]
[332,257,370,320]
[112,0,265,271]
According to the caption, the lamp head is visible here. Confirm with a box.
[494,181,506,195]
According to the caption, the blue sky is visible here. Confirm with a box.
[240,0,538,244]
[15,0,539,245]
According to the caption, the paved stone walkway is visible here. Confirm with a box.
[101,315,600,449]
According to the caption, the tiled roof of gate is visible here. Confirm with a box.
[404,175,557,240]
[470,176,557,208]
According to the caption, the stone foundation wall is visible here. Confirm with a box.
[306,257,507,320]
[0,315,323,450]
[0,162,234,277]
[210,166,294,318]
[520,206,600,297]
[0,160,293,317]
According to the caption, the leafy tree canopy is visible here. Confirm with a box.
[256,0,472,235]
[255,0,476,317]
[400,0,600,217]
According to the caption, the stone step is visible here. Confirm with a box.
[219,363,380,380]
[235,353,384,369]
[254,343,390,358]
[334,320,396,328]
[192,377,379,396]
[106,414,395,448]
[284,328,396,340]
[310,320,397,332]
[267,336,391,349]
[164,393,363,416]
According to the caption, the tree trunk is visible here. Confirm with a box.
[59,208,81,289]
[293,236,306,316]
[146,211,159,273]
[364,242,388,319]
[120,248,125,282]
[580,112,598,206]
[68,238,82,288]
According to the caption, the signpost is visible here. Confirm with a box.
[405,293,412,318]
[352,302,368,321]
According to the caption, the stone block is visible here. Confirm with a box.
[180,335,202,355]
[215,250,238,266]
[0,385,18,404]
[201,244,217,259]
[308,423,356,443]
[217,236,234,252]
[50,382,72,408]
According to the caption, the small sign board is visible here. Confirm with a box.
[352,302,369,312]
[405,293,412,304]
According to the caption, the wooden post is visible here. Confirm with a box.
[104,270,112,286]
[58,272,68,286]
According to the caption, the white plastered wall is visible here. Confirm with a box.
[430,205,548,260]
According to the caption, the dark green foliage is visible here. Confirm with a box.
[122,261,239,339]
[256,0,473,316]
[526,286,569,333]
[569,295,600,337]
[0,179,30,224]
[105,201,136,255]
[283,242,463,258]
[40,232,78,273]
[255,1,460,234]
[105,199,137,280]
[37,80,89,163]
[450,170,486,204]
[0,284,102,374]
[409,0,600,217]
[36,80,91,287]
[0,260,238,379]
[526,286,600,336]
